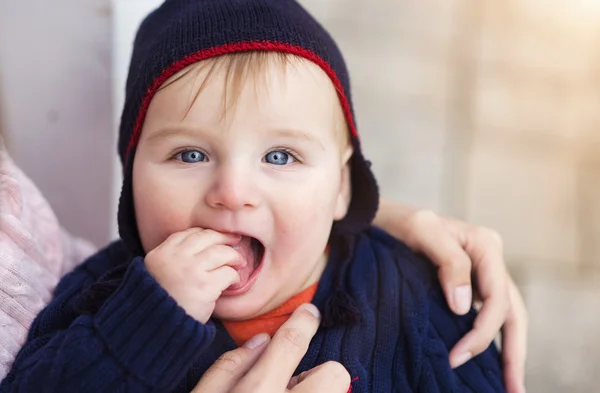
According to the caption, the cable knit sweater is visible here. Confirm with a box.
[0,146,96,378]
[1,227,504,392]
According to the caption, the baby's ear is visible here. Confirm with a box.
[333,147,353,220]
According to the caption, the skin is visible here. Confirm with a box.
[132,54,526,392]
[134,56,353,322]
[374,204,527,392]
[191,304,352,393]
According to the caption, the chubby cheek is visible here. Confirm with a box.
[133,165,201,253]
[267,174,340,282]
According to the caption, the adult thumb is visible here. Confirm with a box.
[191,333,270,393]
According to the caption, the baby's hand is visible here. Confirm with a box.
[145,228,245,323]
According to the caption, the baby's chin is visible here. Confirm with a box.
[212,294,275,321]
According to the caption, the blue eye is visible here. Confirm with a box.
[177,150,206,163]
[265,150,296,165]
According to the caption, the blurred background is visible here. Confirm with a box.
[1,0,599,391]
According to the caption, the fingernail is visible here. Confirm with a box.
[451,351,472,368]
[244,333,269,349]
[453,285,472,314]
[299,303,321,320]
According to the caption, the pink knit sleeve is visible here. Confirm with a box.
[0,147,96,378]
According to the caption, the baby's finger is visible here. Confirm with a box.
[179,229,241,254]
[208,266,242,293]
[161,227,204,248]
[196,245,246,271]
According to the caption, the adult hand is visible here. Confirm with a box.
[374,200,527,393]
[192,303,351,393]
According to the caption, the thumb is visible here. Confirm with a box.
[192,333,270,393]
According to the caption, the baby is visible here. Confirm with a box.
[2,1,505,391]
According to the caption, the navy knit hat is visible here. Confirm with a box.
[117,0,379,259]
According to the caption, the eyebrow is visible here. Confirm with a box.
[144,126,202,144]
[145,125,325,149]
[268,128,325,150]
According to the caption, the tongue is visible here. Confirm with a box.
[228,236,258,290]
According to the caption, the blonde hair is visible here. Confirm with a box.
[159,51,350,149]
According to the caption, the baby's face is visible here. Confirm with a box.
[132,55,352,320]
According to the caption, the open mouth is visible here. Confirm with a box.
[249,237,264,269]
[223,235,266,296]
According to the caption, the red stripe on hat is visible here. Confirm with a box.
[125,41,358,163]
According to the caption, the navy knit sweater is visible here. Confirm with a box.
[0,227,504,392]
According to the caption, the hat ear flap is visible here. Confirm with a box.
[332,137,379,236]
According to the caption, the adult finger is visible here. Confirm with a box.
[449,227,510,366]
[191,333,270,393]
[449,261,508,367]
[238,303,321,390]
[408,211,473,315]
[290,361,351,393]
[501,278,527,393]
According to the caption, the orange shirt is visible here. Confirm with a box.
[221,282,319,346]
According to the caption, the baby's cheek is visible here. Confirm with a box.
[136,192,195,251]
[274,190,334,251]
[279,194,321,228]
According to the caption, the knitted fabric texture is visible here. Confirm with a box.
[0,228,506,392]
[0,146,96,379]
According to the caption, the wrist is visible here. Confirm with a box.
[374,199,417,236]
